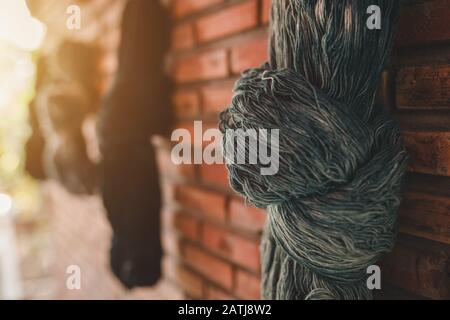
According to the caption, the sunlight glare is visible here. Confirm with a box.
[0,193,13,216]
[0,0,46,51]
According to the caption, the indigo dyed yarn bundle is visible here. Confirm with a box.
[219,0,408,300]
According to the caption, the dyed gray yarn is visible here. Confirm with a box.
[219,0,408,300]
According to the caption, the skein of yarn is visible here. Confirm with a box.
[219,0,408,300]
[98,0,171,288]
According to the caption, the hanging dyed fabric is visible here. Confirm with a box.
[219,0,408,300]
[98,0,171,288]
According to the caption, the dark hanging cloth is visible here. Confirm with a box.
[98,0,171,289]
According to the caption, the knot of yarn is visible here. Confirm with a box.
[219,0,409,300]
[219,63,408,298]
[220,62,407,278]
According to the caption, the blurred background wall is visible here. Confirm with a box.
[0,0,448,300]
[17,0,182,300]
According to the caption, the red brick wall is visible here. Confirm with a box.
[157,0,270,299]
[380,0,450,300]
[157,0,450,300]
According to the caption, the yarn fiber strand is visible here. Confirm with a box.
[219,0,408,300]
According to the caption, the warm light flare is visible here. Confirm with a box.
[0,0,42,218]
[0,193,13,216]
[0,0,46,51]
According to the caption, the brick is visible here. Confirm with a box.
[171,0,224,18]
[155,143,196,179]
[399,192,450,245]
[397,65,450,109]
[206,285,235,300]
[404,131,450,176]
[235,270,261,300]
[183,244,233,289]
[229,199,267,233]
[163,257,204,298]
[201,82,234,115]
[169,211,200,240]
[200,163,230,188]
[172,49,228,83]
[231,36,268,74]
[173,121,196,141]
[397,0,450,46]
[201,223,261,272]
[172,23,195,51]
[262,0,271,24]
[173,90,200,117]
[380,236,450,299]
[195,0,259,43]
[176,185,226,221]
